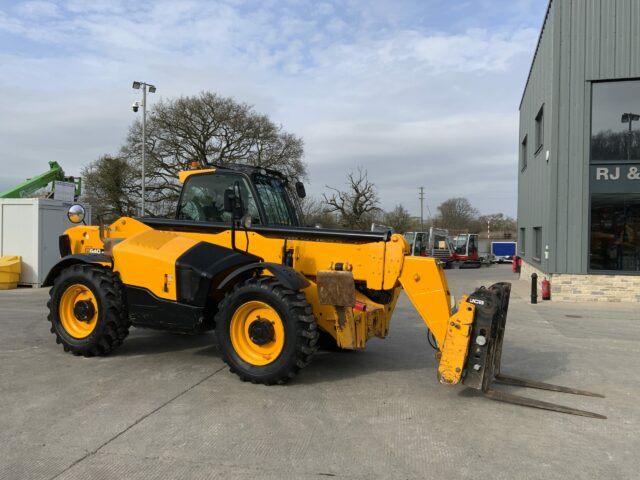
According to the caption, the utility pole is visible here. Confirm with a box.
[419,186,425,232]
[132,81,157,216]
[142,85,146,216]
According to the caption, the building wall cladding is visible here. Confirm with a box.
[517,2,555,274]
[518,0,640,280]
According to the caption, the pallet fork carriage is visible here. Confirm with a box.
[459,283,605,419]
[44,164,605,419]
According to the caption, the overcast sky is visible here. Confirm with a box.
[0,0,545,218]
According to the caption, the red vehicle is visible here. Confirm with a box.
[450,233,482,268]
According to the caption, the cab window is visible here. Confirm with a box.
[254,175,296,226]
[468,235,478,254]
[176,173,260,224]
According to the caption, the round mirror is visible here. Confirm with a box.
[67,204,86,224]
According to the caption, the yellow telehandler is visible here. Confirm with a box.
[44,164,604,418]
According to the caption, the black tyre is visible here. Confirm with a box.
[47,264,130,356]
[215,276,318,385]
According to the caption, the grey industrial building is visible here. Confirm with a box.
[518,0,640,301]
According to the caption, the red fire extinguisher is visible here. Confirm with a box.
[512,256,522,273]
[541,277,551,300]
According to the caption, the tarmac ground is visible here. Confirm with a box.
[1,264,638,479]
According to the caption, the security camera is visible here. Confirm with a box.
[132,101,140,112]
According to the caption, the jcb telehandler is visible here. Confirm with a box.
[44,164,604,418]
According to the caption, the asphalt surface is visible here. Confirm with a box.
[1,265,639,480]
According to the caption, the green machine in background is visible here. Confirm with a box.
[0,161,81,200]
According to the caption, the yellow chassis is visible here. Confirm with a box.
[65,217,475,385]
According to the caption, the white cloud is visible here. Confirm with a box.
[15,1,61,18]
[0,0,541,217]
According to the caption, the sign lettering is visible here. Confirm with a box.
[590,164,640,193]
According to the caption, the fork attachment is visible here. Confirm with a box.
[461,283,606,420]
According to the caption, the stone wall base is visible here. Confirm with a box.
[519,260,640,303]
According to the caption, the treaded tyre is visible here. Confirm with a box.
[47,264,130,356]
[215,276,318,385]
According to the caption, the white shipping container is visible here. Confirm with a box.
[0,199,91,286]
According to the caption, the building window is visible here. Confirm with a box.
[591,80,640,162]
[590,194,640,272]
[533,227,542,261]
[520,135,528,171]
[519,227,526,255]
[535,106,544,153]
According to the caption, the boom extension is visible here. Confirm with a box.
[400,258,605,419]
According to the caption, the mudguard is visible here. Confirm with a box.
[218,262,310,291]
[42,254,112,287]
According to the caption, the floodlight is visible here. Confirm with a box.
[132,81,141,89]
[621,113,640,123]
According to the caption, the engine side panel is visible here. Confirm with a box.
[112,230,200,301]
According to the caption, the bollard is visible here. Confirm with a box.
[531,272,538,304]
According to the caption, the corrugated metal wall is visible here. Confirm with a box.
[517,2,555,272]
[518,0,640,274]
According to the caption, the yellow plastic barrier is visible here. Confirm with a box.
[0,256,21,290]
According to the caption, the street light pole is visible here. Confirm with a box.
[142,85,146,216]
[419,186,425,232]
[621,112,640,161]
[132,81,156,216]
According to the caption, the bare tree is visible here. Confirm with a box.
[435,197,479,230]
[96,91,305,216]
[299,196,339,228]
[81,156,139,223]
[383,204,414,233]
[472,213,517,236]
[323,167,381,229]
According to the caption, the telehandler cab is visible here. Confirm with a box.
[45,164,605,418]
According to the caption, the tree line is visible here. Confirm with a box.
[302,174,515,235]
[82,90,515,235]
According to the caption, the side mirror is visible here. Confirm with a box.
[67,204,86,224]
[223,183,245,220]
[295,181,306,198]
[223,188,234,213]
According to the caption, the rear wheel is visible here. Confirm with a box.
[215,276,318,384]
[47,264,130,356]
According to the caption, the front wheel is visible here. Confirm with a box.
[47,264,130,356]
[215,276,318,384]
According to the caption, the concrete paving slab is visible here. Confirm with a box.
[1,265,638,479]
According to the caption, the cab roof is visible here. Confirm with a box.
[178,163,288,184]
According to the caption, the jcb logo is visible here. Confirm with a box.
[468,298,485,306]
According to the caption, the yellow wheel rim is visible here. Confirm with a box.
[230,300,285,366]
[59,283,98,339]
